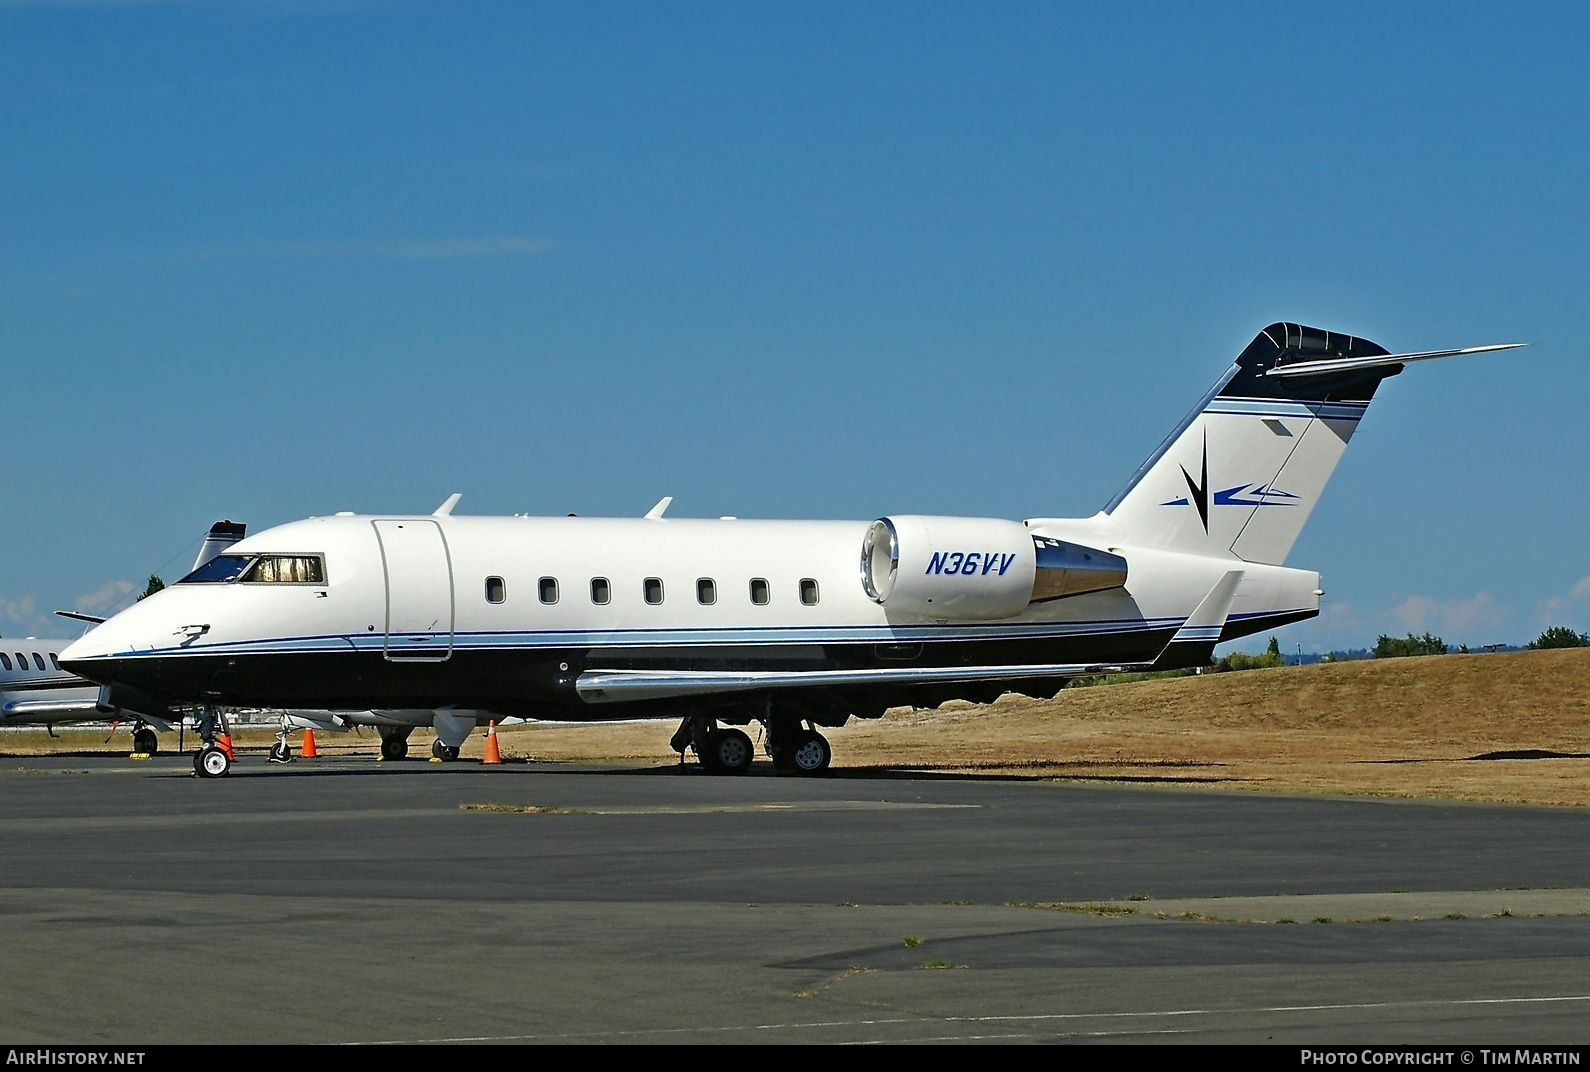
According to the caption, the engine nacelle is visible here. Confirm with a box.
[860,517,1131,620]
[861,516,1038,620]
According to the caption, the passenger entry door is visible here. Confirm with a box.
[372,519,455,662]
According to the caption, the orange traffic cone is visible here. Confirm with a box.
[301,729,318,758]
[482,721,502,765]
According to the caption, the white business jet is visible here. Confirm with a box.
[60,324,1521,778]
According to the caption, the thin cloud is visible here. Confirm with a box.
[1388,592,1503,638]
[1537,576,1590,627]
[1,594,36,627]
[76,580,136,614]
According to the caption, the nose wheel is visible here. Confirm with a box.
[194,745,231,778]
[131,727,159,756]
[191,705,235,778]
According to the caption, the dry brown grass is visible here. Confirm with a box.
[7,649,1588,806]
[501,648,1590,806]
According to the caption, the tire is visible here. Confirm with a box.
[268,741,292,763]
[133,729,159,756]
[703,728,754,775]
[381,736,409,761]
[786,730,831,775]
[432,739,460,761]
[194,746,230,779]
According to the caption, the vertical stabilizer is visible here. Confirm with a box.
[1102,324,1400,565]
[192,520,247,572]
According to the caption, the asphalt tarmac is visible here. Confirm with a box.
[2,750,1588,1045]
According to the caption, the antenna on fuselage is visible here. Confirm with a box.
[433,493,463,517]
[644,496,673,521]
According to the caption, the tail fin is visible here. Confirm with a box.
[1102,323,1399,564]
[192,520,247,573]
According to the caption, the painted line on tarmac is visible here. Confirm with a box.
[460,801,981,816]
[0,800,974,833]
[365,993,1590,1044]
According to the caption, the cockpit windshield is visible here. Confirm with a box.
[176,553,327,585]
[241,555,325,584]
[178,555,253,584]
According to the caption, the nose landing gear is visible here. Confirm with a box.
[131,726,159,756]
[191,704,234,778]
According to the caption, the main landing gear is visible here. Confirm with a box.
[191,704,234,779]
[671,709,833,777]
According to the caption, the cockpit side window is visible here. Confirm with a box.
[177,555,254,585]
[241,555,326,584]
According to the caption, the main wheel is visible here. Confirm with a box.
[268,740,292,763]
[701,728,754,775]
[381,736,409,761]
[194,745,231,778]
[432,739,460,761]
[785,729,831,775]
[132,728,159,756]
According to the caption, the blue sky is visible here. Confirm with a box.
[2,1,1585,652]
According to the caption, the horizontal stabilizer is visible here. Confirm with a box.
[575,659,1154,704]
[1266,342,1523,379]
[1153,570,1243,670]
[55,610,107,625]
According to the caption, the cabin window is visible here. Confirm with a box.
[32,653,46,671]
[800,578,820,606]
[644,577,664,605]
[749,577,770,605]
[49,654,61,671]
[697,578,716,605]
[241,555,326,585]
[539,577,559,604]
[14,653,25,671]
[590,577,611,605]
[0,654,10,671]
[178,554,252,584]
[485,576,506,604]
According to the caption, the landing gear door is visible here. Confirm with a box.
[372,519,455,662]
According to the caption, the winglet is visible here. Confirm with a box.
[1153,570,1243,670]
[644,496,673,520]
[433,493,463,517]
